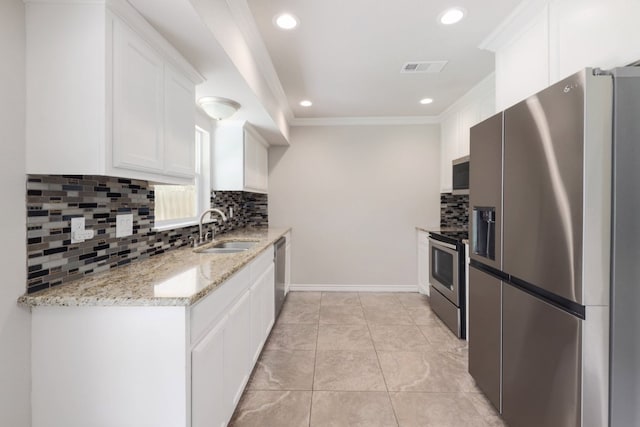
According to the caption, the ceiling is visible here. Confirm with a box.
[246,0,522,118]
[127,0,523,144]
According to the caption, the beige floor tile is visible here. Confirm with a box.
[265,323,318,351]
[389,392,487,427]
[314,350,386,391]
[247,350,315,390]
[369,324,432,351]
[396,293,430,309]
[287,291,322,304]
[406,306,440,325]
[484,415,508,426]
[321,291,361,306]
[317,324,374,351]
[319,304,367,325]
[362,305,413,325]
[310,391,398,427]
[467,392,501,417]
[378,351,476,392]
[278,301,320,324]
[418,323,468,351]
[359,292,401,307]
[229,390,312,427]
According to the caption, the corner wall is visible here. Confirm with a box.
[0,0,31,425]
[268,124,440,288]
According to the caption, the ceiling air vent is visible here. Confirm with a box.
[401,60,448,74]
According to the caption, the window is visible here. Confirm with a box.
[153,126,211,230]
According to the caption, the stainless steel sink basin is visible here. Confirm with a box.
[195,240,258,254]
[212,241,257,250]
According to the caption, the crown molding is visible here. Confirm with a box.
[479,0,550,53]
[290,116,440,127]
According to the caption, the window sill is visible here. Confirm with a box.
[153,218,215,232]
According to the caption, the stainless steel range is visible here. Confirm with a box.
[428,229,467,339]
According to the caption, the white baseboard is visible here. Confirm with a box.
[418,283,430,296]
[288,284,419,293]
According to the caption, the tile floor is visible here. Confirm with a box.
[230,292,505,427]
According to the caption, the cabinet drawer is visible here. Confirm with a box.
[190,267,250,346]
[250,246,274,283]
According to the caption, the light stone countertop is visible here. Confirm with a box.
[18,227,290,308]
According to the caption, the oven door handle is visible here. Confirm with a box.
[428,237,457,251]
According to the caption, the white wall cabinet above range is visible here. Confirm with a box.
[212,121,269,193]
[439,75,495,193]
[25,0,203,184]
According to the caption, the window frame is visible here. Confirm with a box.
[152,126,211,231]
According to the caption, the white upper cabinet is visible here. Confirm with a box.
[112,19,165,174]
[212,121,269,194]
[25,0,202,184]
[163,66,197,178]
[439,75,495,193]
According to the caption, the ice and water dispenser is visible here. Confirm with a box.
[473,207,496,260]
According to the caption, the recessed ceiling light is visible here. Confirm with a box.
[300,100,312,107]
[274,13,299,30]
[439,7,465,25]
[420,98,434,105]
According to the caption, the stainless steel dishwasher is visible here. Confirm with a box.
[274,237,287,317]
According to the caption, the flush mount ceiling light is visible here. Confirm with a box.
[299,100,312,107]
[439,7,466,25]
[274,13,299,30]
[198,97,241,120]
[420,98,434,105]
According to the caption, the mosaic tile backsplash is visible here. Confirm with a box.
[440,192,469,228]
[26,175,268,294]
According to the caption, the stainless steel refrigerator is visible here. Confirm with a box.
[468,67,640,427]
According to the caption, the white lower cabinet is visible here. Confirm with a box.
[250,264,275,363]
[31,246,276,427]
[417,230,430,295]
[192,316,227,427]
[224,289,253,408]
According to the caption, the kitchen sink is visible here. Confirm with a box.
[195,240,258,254]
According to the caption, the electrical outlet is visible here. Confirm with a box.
[71,217,85,244]
[116,214,133,238]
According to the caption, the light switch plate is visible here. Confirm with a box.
[116,214,133,238]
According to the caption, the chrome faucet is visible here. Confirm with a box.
[196,208,228,247]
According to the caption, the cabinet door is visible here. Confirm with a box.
[417,231,430,295]
[250,276,264,364]
[163,65,195,178]
[458,104,480,157]
[440,115,459,192]
[192,316,228,427]
[285,242,291,295]
[250,264,275,364]
[112,20,164,173]
[243,130,268,193]
[261,264,275,339]
[224,290,252,409]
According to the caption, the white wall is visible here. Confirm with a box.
[484,0,640,110]
[0,0,31,425]
[268,124,440,288]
